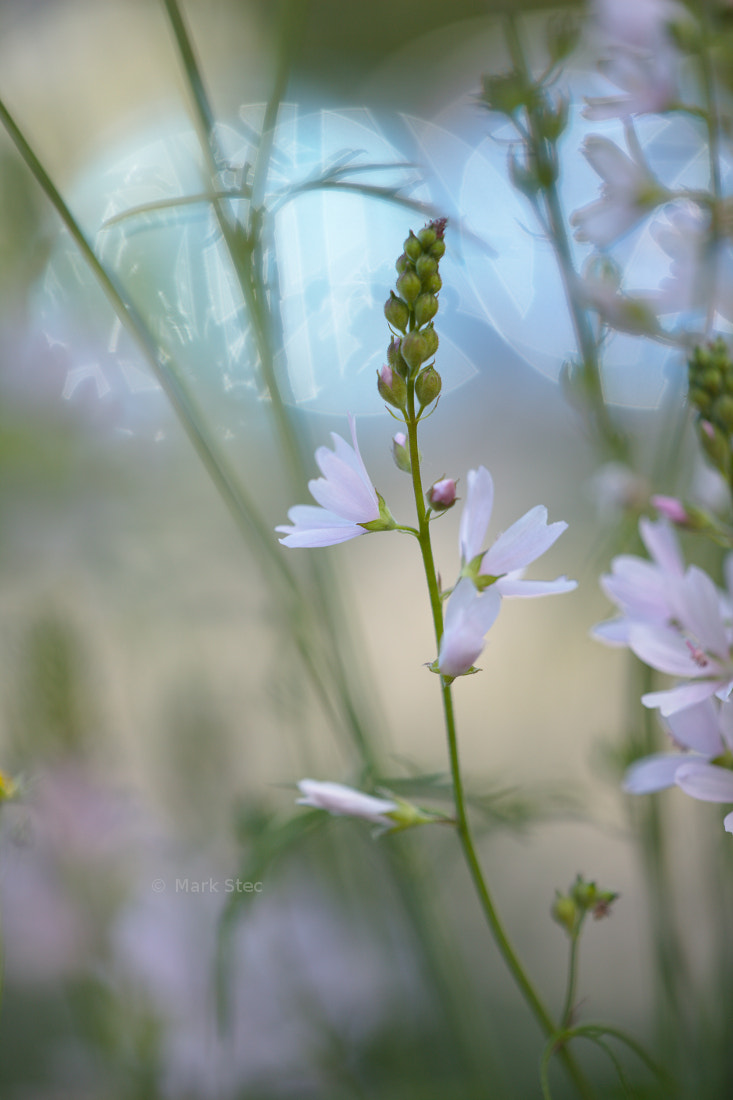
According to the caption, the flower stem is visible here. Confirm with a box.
[403,390,595,1100]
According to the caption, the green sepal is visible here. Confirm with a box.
[359,491,397,532]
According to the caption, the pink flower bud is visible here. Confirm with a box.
[650,495,689,525]
[428,478,457,511]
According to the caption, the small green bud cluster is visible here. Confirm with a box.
[381,218,446,410]
[688,338,733,480]
[551,874,618,935]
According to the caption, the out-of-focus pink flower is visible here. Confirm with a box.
[571,137,667,247]
[624,698,733,832]
[277,416,384,548]
[592,516,685,645]
[650,495,689,525]
[585,0,683,118]
[649,203,733,322]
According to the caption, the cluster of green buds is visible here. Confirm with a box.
[687,337,733,483]
[551,874,618,936]
[379,218,446,414]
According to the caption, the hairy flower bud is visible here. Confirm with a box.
[384,290,409,333]
[396,269,421,307]
[414,292,439,327]
[415,364,442,407]
[400,331,429,372]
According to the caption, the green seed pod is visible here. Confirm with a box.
[422,323,439,359]
[395,252,410,275]
[422,272,442,294]
[700,368,722,395]
[377,365,407,409]
[418,226,437,251]
[713,394,733,432]
[416,253,438,282]
[400,331,429,372]
[415,365,442,406]
[387,338,407,377]
[688,387,712,416]
[430,239,446,260]
[384,291,410,333]
[414,292,439,327]
[396,269,421,307]
[404,230,422,261]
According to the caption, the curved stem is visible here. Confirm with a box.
[403,387,595,1100]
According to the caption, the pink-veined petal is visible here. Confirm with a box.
[671,566,729,659]
[276,506,364,548]
[629,624,723,678]
[591,618,632,646]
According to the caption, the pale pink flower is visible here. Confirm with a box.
[624,698,733,832]
[571,137,667,247]
[630,565,733,714]
[649,203,733,322]
[460,466,576,598]
[585,0,683,118]
[277,415,383,548]
[296,780,398,826]
[438,578,501,678]
[593,516,685,645]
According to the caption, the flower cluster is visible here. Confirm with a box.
[595,517,733,829]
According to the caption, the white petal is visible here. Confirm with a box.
[276,506,363,548]
[671,567,728,659]
[639,517,684,575]
[665,699,723,756]
[642,680,723,716]
[629,624,718,677]
[496,575,577,598]
[591,618,632,646]
[675,763,733,803]
[623,753,692,793]
[459,467,494,562]
[438,580,501,677]
[296,779,397,822]
[724,810,733,833]
[482,506,567,576]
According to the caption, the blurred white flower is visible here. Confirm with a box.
[296,779,398,826]
[624,698,733,832]
[276,415,384,548]
[587,462,650,520]
[571,137,667,247]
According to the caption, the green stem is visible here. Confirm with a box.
[560,920,585,1030]
[403,387,595,1100]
